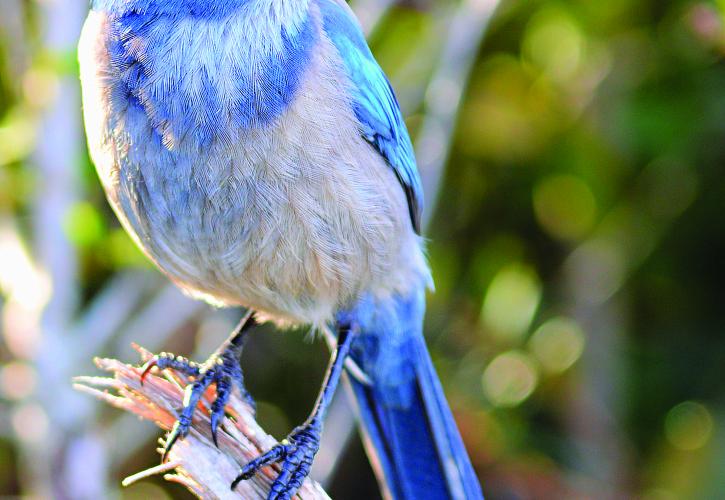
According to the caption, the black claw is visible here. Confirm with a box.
[162,421,185,462]
[210,402,224,448]
[210,413,221,448]
[210,367,233,447]
[230,476,242,491]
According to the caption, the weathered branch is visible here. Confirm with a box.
[73,345,330,500]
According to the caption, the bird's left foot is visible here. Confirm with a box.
[140,347,253,459]
[139,314,257,460]
[231,419,322,500]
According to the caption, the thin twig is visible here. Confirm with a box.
[73,345,330,500]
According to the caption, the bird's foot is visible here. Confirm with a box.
[140,346,254,460]
[231,420,322,500]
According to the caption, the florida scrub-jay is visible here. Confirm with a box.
[78,0,483,498]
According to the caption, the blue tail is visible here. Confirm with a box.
[339,289,484,500]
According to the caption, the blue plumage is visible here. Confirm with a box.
[321,6,481,495]
[92,0,250,20]
[341,288,483,499]
[79,0,482,498]
[319,0,424,232]
[104,2,316,148]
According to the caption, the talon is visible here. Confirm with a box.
[211,411,221,448]
[162,420,186,461]
[230,473,244,490]
[139,358,158,385]
[233,443,288,487]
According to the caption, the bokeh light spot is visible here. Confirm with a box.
[63,202,106,247]
[0,110,36,167]
[0,361,37,400]
[533,174,597,242]
[460,55,559,162]
[107,228,149,268]
[482,264,541,342]
[12,403,49,444]
[664,401,713,451]
[482,350,539,407]
[523,8,584,82]
[565,238,626,304]
[22,67,60,109]
[528,316,585,374]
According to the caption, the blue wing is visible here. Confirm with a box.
[318,0,423,233]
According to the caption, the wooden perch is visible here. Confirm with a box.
[73,344,330,500]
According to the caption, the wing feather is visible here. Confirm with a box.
[318,0,423,233]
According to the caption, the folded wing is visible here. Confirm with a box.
[319,0,424,233]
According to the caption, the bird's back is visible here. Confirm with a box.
[79,0,428,327]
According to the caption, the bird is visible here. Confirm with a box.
[78,0,484,498]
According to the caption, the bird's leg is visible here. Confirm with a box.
[232,322,357,500]
[140,310,258,458]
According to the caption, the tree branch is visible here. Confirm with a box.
[73,345,330,500]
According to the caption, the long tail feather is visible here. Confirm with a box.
[341,290,483,500]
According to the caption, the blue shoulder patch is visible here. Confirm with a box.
[317,0,424,233]
[103,5,316,148]
[93,0,251,20]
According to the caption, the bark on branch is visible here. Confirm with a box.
[73,345,331,500]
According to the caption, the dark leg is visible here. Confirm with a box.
[231,322,356,500]
[140,310,258,459]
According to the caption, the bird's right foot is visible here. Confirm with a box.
[232,419,322,499]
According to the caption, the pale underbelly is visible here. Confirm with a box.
[111,138,419,326]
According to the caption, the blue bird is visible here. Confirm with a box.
[79,0,483,498]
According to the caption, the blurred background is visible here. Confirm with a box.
[1,0,724,498]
